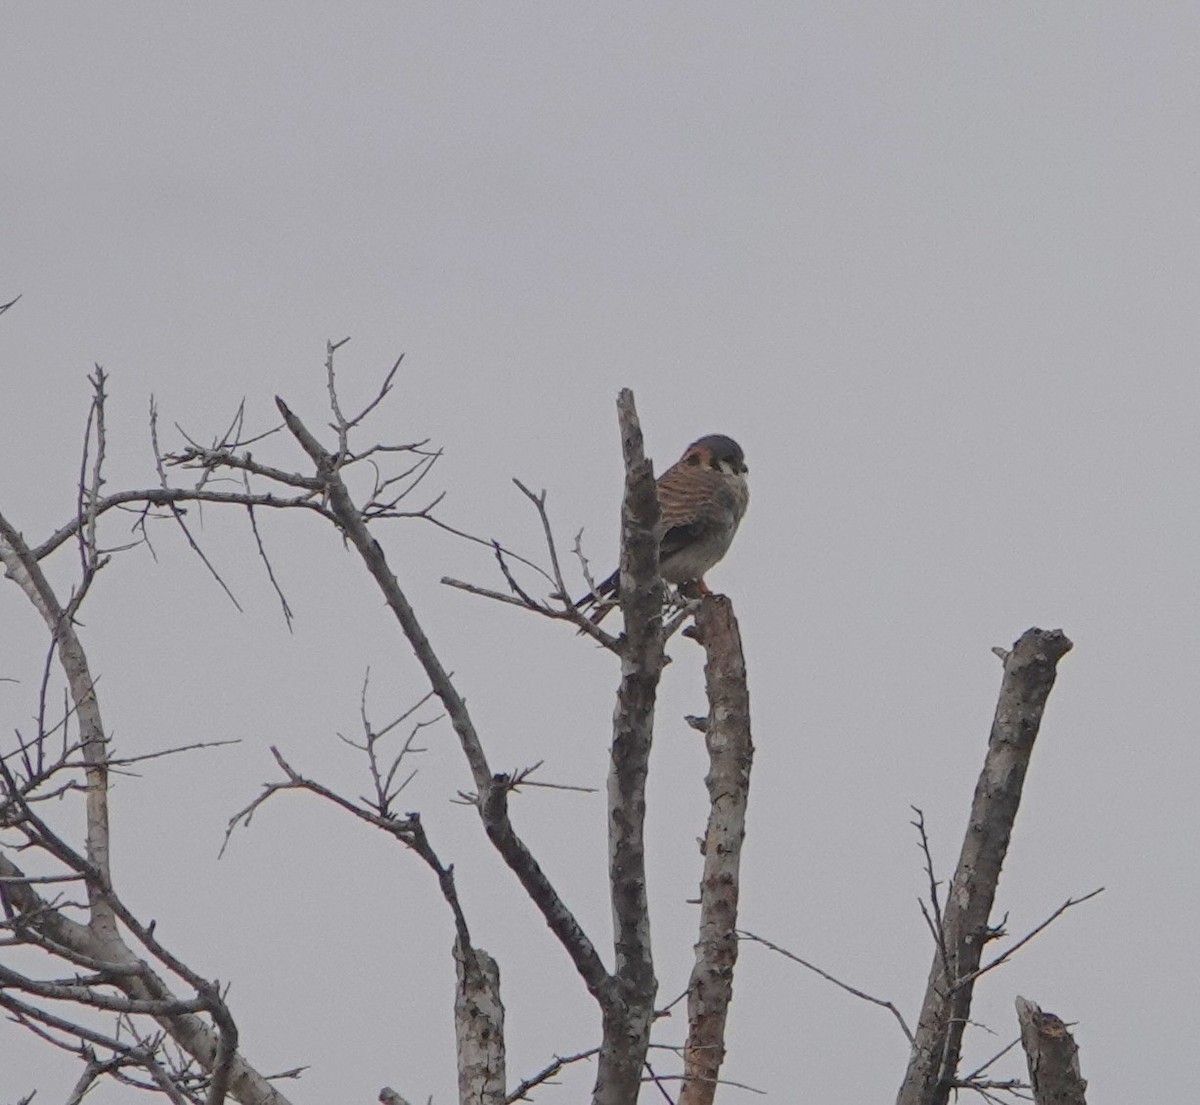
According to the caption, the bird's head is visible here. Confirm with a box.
[681,434,748,477]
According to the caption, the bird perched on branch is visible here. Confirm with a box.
[576,434,749,623]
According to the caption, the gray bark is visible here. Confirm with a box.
[679,596,753,1105]
[895,627,1073,1105]
[1016,996,1087,1105]
[0,854,287,1105]
[593,389,664,1105]
[0,517,283,1105]
[454,943,505,1105]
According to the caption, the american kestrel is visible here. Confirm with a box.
[577,434,749,622]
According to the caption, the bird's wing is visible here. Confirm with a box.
[578,459,733,607]
[655,460,726,561]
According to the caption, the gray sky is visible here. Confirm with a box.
[2,5,1197,1102]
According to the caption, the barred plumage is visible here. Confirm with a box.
[577,434,748,622]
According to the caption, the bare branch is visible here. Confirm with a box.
[511,479,568,599]
[345,674,439,816]
[424,515,553,583]
[324,336,354,460]
[479,780,612,1003]
[910,806,949,976]
[737,930,914,1046]
[506,1047,599,1103]
[959,889,1104,989]
[0,593,285,1105]
[273,394,613,1010]
[32,486,330,562]
[67,366,111,618]
[439,476,621,649]
[0,511,117,934]
[572,529,600,603]
[896,628,1074,1105]
[642,1058,677,1104]
[343,351,404,433]
[641,1070,765,1096]
[222,745,423,855]
[961,1035,1025,1083]
[242,493,294,631]
[275,395,495,796]
[0,963,205,1015]
[440,575,620,652]
[204,977,239,1105]
[493,540,542,608]
[134,469,248,613]
[0,992,195,1105]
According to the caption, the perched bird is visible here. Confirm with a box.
[577,434,749,622]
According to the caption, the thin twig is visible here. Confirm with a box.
[737,929,915,1046]
[960,1035,1024,1082]
[911,806,949,976]
[505,1047,599,1103]
[954,889,1105,990]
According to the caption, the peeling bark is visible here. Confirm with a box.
[454,943,505,1105]
[895,627,1073,1105]
[679,596,753,1105]
[1016,996,1087,1105]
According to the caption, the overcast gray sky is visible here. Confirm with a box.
[2,5,1197,1103]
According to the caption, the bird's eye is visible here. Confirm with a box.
[687,453,702,466]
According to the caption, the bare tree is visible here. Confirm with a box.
[1,352,755,1104]
[1,336,1102,1105]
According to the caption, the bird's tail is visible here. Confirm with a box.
[575,569,619,624]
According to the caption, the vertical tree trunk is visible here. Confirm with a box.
[680,596,753,1105]
[592,390,664,1104]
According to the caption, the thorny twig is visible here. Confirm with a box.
[505,1046,600,1103]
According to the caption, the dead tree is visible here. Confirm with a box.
[895,628,1075,1105]
[1,351,755,1104]
[1015,996,1088,1105]
[738,626,1095,1105]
